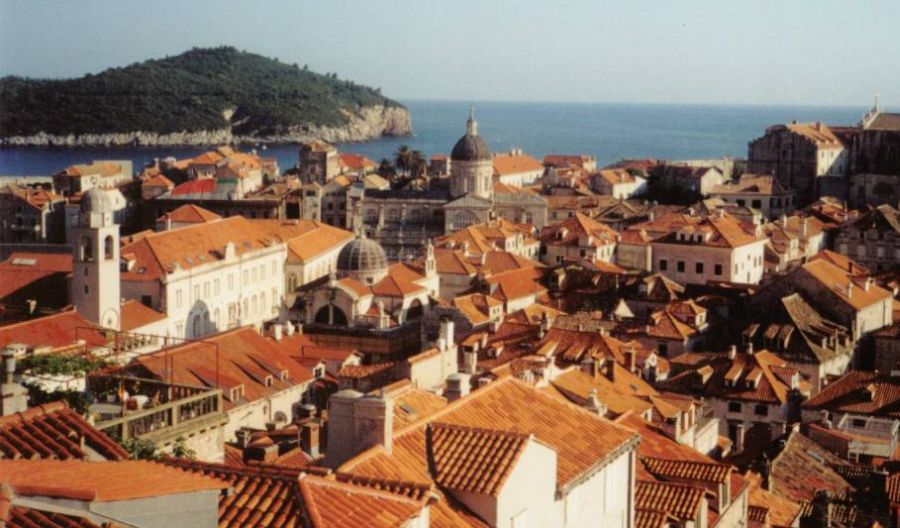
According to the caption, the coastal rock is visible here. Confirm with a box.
[0,105,412,147]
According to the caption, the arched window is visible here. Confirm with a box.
[80,236,93,262]
[104,235,114,260]
[407,299,424,320]
[192,315,201,337]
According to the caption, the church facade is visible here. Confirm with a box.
[358,110,547,260]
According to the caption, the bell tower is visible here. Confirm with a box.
[71,188,121,330]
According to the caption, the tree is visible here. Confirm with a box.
[171,436,196,459]
[394,145,412,176]
[377,158,396,179]
[122,437,159,460]
[409,150,427,178]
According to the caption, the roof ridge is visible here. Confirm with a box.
[0,401,69,427]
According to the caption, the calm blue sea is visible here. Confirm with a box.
[0,100,865,176]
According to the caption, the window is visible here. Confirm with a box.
[657,343,668,356]
[852,418,867,428]
[677,260,685,272]
[104,235,114,260]
[141,295,152,307]
[714,264,722,276]
[728,402,742,413]
[696,262,704,274]
[659,259,668,271]
[751,199,762,208]
[754,404,768,416]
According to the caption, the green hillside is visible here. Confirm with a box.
[0,46,404,137]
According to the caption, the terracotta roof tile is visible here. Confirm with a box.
[539,213,619,248]
[798,259,892,310]
[0,460,227,502]
[641,457,730,484]
[0,310,107,350]
[253,219,353,264]
[492,153,544,176]
[803,370,900,419]
[133,327,313,410]
[0,401,127,461]
[428,423,530,496]
[769,432,852,504]
[156,204,221,224]
[635,480,704,520]
[340,377,639,494]
[120,299,166,331]
[0,252,72,300]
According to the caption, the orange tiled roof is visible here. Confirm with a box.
[121,216,279,281]
[2,502,123,528]
[809,249,869,277]
[550,368,655,417]
[768,431,851,504]
[785,122,845,148]
[802,370,900,419]
[635,480,704,520]
[662,349,796,404]
[595,168,637,186]
[744,471,802,528]
[133,327,314,410]
[0,310,107,350]
[299,472,426,527]
[543,154,595,169]
[339,376,639,493]
[433,248,478,275]
[251,219,353,264]
[0,252,72,300]
[492,153,544,176]
[142,173,175,188]
[428,423,530,496]
[0,459,228,502]
[157,204,221,224]
[339,153,377,171]
[386,381,449,429]
[0,402,127,461]
[452,293,501,325]
[799,259,892,310]
[120,299,166,331]
[641,457,730,484]
[58,162,124,178]
[539,213,619,248]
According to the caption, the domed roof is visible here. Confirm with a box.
[337,236,388,276]
[451,134,492,162]
[80,187,114,214]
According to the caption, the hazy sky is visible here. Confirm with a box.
[1,0,897,106]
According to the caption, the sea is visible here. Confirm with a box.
[0,100,866,176]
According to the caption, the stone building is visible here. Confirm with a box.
[848,102,900,207]
[708,173,796,220]
[299,140,339,184]
[52,160,133,197]
[358,111,547,261]
[834,204,900,271]
[0,184,66,243]
[747,122,848,201]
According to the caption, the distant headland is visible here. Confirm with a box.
[0,46,412,147]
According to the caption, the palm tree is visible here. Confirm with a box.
[394,145,412,176]
[377,158,396,179]
[409,150,427,178]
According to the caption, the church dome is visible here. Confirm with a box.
[451,134,492,162]
[80,187,114,214]
[337,236,388,281]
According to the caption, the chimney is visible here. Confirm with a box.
[821,410,832,429]
[439,317,455,349]
[810,491,833,528]
[728,345,737,360]
[272,324,283,341]
[284,322,295,336]
[846,282,853,299]
[323,390,393,468]
[462,350,478,375]
[444,373,471,402]
[243,437,279,464]
[746,342,754,355]
[1,348,27,416]
[538,311,550,338]
[165,215,172,231]
[864,277,873,292]
[584,388,607,416]
[300,422,320,458]
[623,347,636,372]
[801,217,808,237]
[605,359,615,382]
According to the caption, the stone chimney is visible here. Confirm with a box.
[272,324,283,341]
[585,388,607,416]
[462,350,478,375]
[301,421,320,458]
[243,437,279,464]
[623,347,636,373]
[439,317,455,349]
[746,342,754,355]
[728,345,737,360]
[1,348,27,416]
[284,322,295,336]
[444,373,471,402]
[323,390,393,468]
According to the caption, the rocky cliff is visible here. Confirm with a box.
[0,105,412,147]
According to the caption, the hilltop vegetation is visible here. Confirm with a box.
[0,46,404,138]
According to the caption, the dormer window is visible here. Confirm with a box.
[314,366,325,379]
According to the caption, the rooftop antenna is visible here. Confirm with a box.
[875,92,881,112]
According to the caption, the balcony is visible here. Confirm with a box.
[88,374,227,444]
